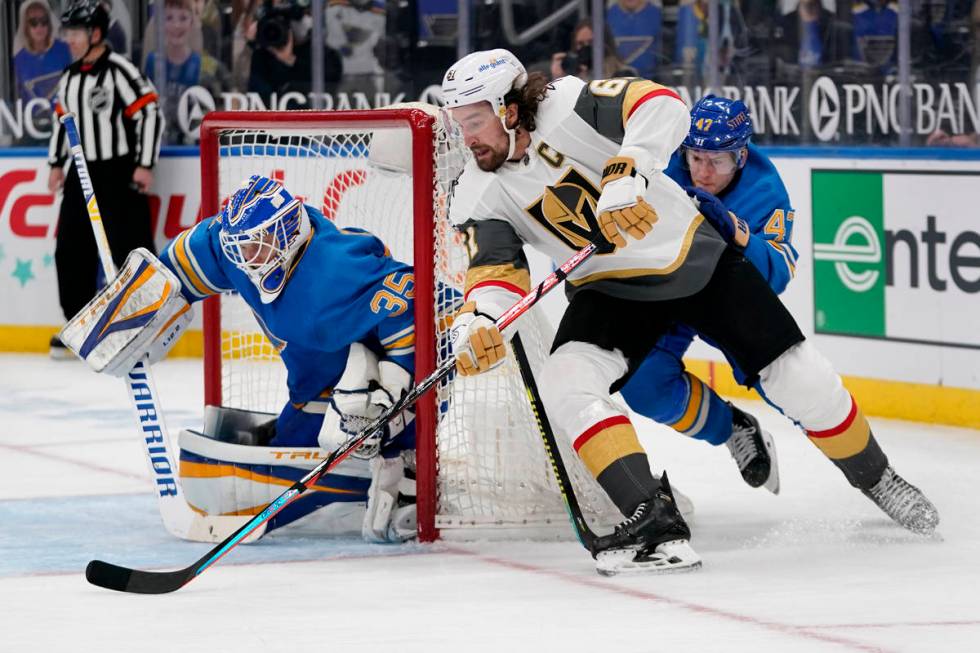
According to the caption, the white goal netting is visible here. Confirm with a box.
[201,108,620,539]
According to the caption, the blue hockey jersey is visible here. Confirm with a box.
[606,0,663,79]
[161,206,416,403]
[666,143,798,293]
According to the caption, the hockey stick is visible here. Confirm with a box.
[85,238,604,593]
[511,334,598,553]
[59,114,265,544]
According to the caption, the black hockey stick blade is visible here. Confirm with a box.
[86,559,194,594]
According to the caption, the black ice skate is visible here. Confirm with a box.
[863,466,939,535]
[591,473,702,576]
[726,405,780,494]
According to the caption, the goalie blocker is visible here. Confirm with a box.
[60,248,192,377]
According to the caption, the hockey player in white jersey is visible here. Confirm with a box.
[441,49,939,575]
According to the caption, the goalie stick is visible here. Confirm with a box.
[85,237,604,593]
[511,334,598,553]
[59,113,265,545]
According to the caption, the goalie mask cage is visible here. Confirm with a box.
[200,109,620,542]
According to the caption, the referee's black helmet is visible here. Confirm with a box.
[61,0,110,39]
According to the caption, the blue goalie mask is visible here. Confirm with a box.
[682,95,753,168]
[218,175,311,303]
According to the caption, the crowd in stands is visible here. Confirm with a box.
[6,0,980,146]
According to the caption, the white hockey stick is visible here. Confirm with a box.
[59,113,264,543]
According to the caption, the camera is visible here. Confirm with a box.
[561,45,593,75]
[255,0,307,49]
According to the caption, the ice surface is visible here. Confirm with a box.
[1,354,978,652]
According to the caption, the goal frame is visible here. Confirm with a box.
[199,110,441,541]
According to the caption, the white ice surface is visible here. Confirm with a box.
[1,353,978,652]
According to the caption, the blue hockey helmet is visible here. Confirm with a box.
[683,95,753,154]
[219,175,311,304]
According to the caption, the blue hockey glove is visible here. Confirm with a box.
[685,186,750,249]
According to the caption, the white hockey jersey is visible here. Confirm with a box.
[449,75,726,307]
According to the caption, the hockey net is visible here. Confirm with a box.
[199,109,620,541]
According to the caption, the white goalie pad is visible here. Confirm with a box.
[60,248,193,377]
[179,421,372,533]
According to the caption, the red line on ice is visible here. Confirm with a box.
[450,547,897,653]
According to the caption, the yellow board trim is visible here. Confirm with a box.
[1,324,204,358]
[4,324,980,430]
[684,358,980,430]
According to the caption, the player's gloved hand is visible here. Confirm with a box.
[685,186,750,249]
[596,156,657,249]
[322,356,413,459]
[449,301,506,376]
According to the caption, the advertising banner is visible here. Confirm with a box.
[812,170,980,349]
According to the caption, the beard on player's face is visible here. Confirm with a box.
[472,138,509,172]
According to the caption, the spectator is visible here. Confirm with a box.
[771,0,843,69]
[47,0,163,359]
[247,0,342,103]
[549,18,634,80]
[144,0,228,144]
[231,0,262,91]
[326,0,386,95]
[12,0,71,142]
[606,0,663,79]
[926,128,980,145]
[851,0,898,70]
[101,0,131,56]
[675,0,749,76]
[193,0,225,61]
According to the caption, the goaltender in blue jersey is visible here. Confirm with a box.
[621,96,798,494]
[160,175,418,542]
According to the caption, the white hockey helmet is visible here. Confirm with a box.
[442,49,528,159]
[442,49,528,116]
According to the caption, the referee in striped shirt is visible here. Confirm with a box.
[46,0,164,357]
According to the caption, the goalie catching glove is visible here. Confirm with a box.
[318,343,413,460]
[60,248,193,377]
[449,301,506,376]
[596,156,658,249]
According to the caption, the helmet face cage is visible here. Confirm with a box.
[219,176,309,299]
[682,95,753,169]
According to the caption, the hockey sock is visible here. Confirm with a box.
[573,415,661,516]
[805,395,888,490]
[668,372,733,445]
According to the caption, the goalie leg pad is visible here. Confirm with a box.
[179,427,372,533]
[362,454,416,543]
[60,248,193,377]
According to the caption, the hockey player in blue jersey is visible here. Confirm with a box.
[63,174,419,542]
[621,96,798,494]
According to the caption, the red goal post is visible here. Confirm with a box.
[198,108,621,543]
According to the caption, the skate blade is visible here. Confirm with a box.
[595,540,702,577]
[761,428,780,495]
